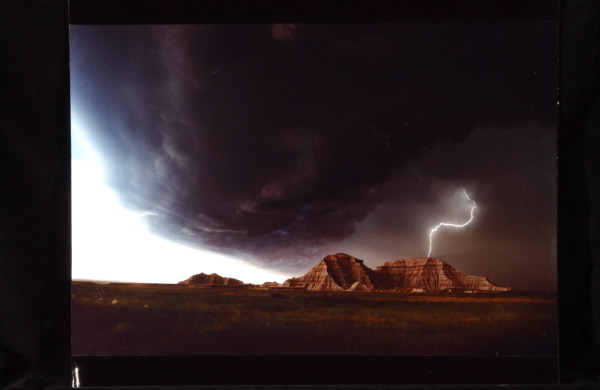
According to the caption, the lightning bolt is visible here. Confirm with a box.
[428,189,477,257]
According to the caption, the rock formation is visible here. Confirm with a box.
[282,253,381,291]
[261,281,281,288]
[282,253,510,292]
[178,272,243,286]
[374,258,510,292]
[178,254,511,292]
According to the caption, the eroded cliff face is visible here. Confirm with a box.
[282,253,380,291]
[283,259,345,291]
[374,258,510,292]
[282,254,510,292]
[459,275,510,291]
[178,272,243,286]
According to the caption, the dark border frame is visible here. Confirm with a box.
[69,0,557,24]
[73,356,558,386]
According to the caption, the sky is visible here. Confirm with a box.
[70,22,557,289]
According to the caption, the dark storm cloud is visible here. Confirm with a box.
[70,22,556,269]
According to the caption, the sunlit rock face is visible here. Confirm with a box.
[459,275,510,291]
[374,258,511,292]
[282,254,510,292]
[178,272,243,286]
[282,263,345,291]
[282,253,378,291]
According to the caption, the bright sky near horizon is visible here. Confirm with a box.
[71,118,291,284]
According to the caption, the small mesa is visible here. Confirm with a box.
[178,272,243,286]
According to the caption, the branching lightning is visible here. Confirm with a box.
[427,189,476,257]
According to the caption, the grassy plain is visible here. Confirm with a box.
[72,281,557,356]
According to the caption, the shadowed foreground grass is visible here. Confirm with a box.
[72,282,557,356]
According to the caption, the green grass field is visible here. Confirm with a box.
[72,281,557,356]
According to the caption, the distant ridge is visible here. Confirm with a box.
[178,272,243,286]
[178,253,511,292]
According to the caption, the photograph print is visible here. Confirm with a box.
[70,16,558,363]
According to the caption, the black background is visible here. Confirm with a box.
[1,0,599,388]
